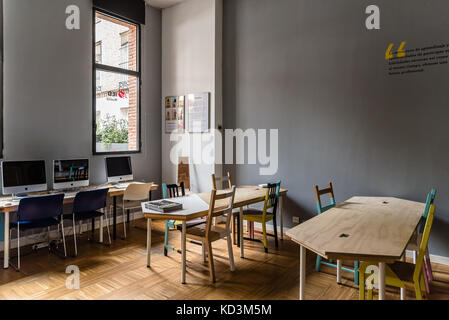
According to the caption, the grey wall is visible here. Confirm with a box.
[223,0,449,257]
[3,0,162,193]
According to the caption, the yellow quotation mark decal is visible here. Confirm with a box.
[385,41,406,60]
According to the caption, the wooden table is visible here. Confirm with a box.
[0,182,158,269]
[143,186,288,284]
[286,196,425,300]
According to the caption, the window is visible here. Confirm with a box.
[95,41,102,64]
[93,11,140,154]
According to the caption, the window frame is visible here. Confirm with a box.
[92,8,142,155]
[95,40,102,64]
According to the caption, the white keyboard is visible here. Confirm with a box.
[114,183,130,189]
[50,186,101,198]
[65,192,78,198]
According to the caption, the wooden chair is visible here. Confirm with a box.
[113,183,153,239]
[242,182,280,253]
[406,188,436,293]
[163,182,206,256]
[359,204,435,300]
[185,186,236,282]
[211,172,240,245]
[211,172,232,190]
[314,182,360,284]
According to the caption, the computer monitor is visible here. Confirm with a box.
[105,156,133,183]
[1,160,47,195]
[53,159,89,190]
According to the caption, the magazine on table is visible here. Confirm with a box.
[145,199,183,213]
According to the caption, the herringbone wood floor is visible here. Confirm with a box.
[0,219,448,300]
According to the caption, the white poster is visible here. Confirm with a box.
[186,92,209,133]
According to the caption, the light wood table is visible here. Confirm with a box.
[143,186,288,284]
[0,182,158,269]
[286,196,425,300]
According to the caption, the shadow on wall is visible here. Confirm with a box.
[284,196,312,226]
[429,216,449,257]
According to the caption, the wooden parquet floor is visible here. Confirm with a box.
[0,219,448,300]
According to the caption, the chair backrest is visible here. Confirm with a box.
[73,188,109,213]
[414,204,435,282]
[17,194,65,222]
[261,181,281,219]
[162,182,185,199]
[211,172,232,190]
[419,188,436,233]
[124,183,153,201]
[205,186,236,239]
[314,182,336,214]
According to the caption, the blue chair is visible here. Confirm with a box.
[314,182,359,285]
[64,188,111,256]
[10,194,66,270]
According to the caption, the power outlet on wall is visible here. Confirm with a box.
[292,216,300,224]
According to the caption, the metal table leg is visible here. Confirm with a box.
[113,196,117,240]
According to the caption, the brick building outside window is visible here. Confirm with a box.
[94,11,140,154]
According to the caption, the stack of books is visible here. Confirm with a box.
[145,200,182,213]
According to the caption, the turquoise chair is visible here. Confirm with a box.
[163,182,185,256]
[420,189,436,233]
[314,182,359,285]
[162,182,205,256]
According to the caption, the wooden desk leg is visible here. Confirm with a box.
[146,218,152,267]
[279,196,284,240]
[239,207,244,258]
[113,196,117,240]
[299,245,306,300]
[181,221,187,284]
[3,212,9,269]
[378,262,386,300]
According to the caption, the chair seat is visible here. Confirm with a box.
[388,261,416,284]
[116,200,145,210]
[406,232,419,251]
[63,211,104,221]
[186,224,228,242]
[10,218,60,230]
[242,209,274,222]
[361,261,410,289]
[175,218,206,230]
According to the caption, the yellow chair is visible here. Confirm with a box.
[242,182,280,253]
[359,204,435,300]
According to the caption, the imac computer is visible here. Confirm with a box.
[1,160,47,196]
[105,156,133,183]
[53,159,89,190]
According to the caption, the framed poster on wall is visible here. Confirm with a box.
[186,92,210,133]
[165,95,185,133]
